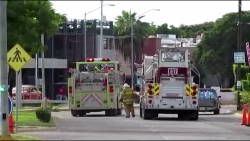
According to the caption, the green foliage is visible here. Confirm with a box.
[176,22,214,37]
[232,64,249,81]
[7,1,65,55]
[47,104,59,112]
[7,1,65,97]
[195,11,250,84]
[242,80,250,91]
[114,10,150,60]
[240,91,250,105]
[35,108,51,122]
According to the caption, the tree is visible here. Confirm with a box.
[178,22,214,38]
[114,10,150,60]
[155,23,170,34]
[7,1,65,97]
[148,22,157,35]
[194,11,250,87]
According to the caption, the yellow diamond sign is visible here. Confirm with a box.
[7,44,32,72]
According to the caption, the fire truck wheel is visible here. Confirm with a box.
[139,106,142,118]
[178,113,185,119]
[142,108,153,120]
[189,111,199,121]
[78,111,86,117]
[213,109,220,115]
[71,110,79,117]
[105,109,117,116]
[117,109,122,115]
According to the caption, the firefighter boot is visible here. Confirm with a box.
[132,114,135,118]
[126,115,130,118]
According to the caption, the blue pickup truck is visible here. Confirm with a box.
[199,88,221,115]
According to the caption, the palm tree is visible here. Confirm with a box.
[114,10,150,61]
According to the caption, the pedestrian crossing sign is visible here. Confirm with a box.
[7,44,32,72]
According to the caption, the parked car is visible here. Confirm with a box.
[12,85,42,100]
[199,88,221,115]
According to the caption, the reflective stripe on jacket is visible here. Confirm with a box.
[94,66,100,72]
[120,87,134,104]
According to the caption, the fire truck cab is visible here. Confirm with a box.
[68,58,124,117]
[139,48,200,120]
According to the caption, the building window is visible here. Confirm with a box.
[103,38,113,49]
[108,38,112,49]
[117,63,120,71]
[103,38,107,49]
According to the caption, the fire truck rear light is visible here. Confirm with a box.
[148,84,153,89]
[86,58,94,62]
[148,90,153,95]
[102,58,110,61]
[109,86,114,93]
[192,101,197,105]
[192,91,197,96]
[69,86,72,93]
[192,86,197,89]
[148,99,153,104]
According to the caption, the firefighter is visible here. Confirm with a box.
[119,83,135,118]
[104,64,110,73]
[94,65,101,73]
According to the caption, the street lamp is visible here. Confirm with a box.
[84,4,115,59]
[130,9,160,89]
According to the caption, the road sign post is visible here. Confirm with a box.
[7,44,32,133]
[0,1,10,138]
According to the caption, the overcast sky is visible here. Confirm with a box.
[51,1,250,27]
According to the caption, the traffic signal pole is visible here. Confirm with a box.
[0,1,12,139]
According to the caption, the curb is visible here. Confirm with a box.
[14,104,141,113]
[234,112,242,117]
[18,127,57,132]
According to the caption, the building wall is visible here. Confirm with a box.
[95,35,116,60]
[135,37,161,64]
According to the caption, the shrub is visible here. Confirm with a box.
[35,108,51,122]
[240,91,250,105]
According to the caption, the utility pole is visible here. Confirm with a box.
[100,0,103,57]
[237,0,242,111]
[0,1,9,137]
[130,9,134,89]
[84,13,87,59]
[35,54,38,86]
[41,34,46,109]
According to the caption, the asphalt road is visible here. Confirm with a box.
[24,105,250,140]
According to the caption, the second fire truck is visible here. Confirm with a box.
[68,58,125,117]
[139,48,200,120]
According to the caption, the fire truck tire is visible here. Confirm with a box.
[117,109,122,115]
[189,111,199,121]
[78,111,86,117]
[71,110,79,117]
[142,108,153,120]
[178,113,185,119]
[213,109,220,115]
[139,106,142,118]
[105,109,117,116]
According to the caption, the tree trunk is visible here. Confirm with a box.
[8,68,15,97]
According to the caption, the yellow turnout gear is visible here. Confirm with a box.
[120,87,134,104]
[94,66,100,73]
[120,87,135,117]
